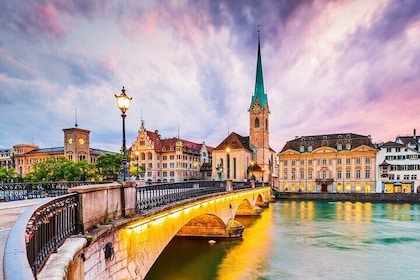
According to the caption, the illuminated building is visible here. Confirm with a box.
[128,120,213,182]
[278,133,377,193]
[377,130,420,193]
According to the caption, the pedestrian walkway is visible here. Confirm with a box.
[0,198,47,280]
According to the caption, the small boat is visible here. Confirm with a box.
[208,240,216,244]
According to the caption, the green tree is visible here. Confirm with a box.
[0,166,16,182]
[95,153,122,181]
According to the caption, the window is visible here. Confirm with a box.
[292,160,296,166]
[396,147,401,152]
[170,171,175,177]
[386,148,391,152]
[365,157,371,164]
[284,171,288,179]
[163,155,167,160]
[322,170,327,179]
[170,155,175,160]
[300,145,305,152]
[337,170,342,179]
[255,118,260,128]
[365,169,370,179]
[346,158,351,165]
[322,159,327,165]
[346,143,351,150]
[308,159,313,165]
[337,144,342,150]
[308,170,313,179]
[404,175,410,180]
[300,170,305,179]
[346,169,351,179]
[291,170,296,179]
[411,175,417,180]
[356,169,361,179]
[308,145,313,152]
[300,160,304,166]
[337,158,342,165]
[356,158,361,164]
[389,174,394,180]
[283,160,288,166]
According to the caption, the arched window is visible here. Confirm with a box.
[255,118,260,128]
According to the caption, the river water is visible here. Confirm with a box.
[145,200,420,280]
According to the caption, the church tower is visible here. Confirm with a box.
[249,30,270,180]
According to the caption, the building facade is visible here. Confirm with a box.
[128,120,213,183]
[212,31,277,184]
[376,131,420,193]
[278,133,377,193]
[3,126,110,178]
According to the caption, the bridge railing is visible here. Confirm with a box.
[3,193,79,279]
[137,180,228,210]
[0,181,111,202]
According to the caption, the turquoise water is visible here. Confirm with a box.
[145,201,420,280]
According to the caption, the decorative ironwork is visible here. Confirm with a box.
[25,193,79,276]
[0,181,111,202]
[136,180,255,211]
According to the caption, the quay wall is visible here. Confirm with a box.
[275,192,420,203]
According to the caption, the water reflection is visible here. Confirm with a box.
[216,206,274,280]
[146,201,420,280]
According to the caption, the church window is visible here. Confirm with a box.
[255,118,260,128]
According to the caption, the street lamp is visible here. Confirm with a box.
[250,160,254,180]
[115,86,132,182]
[226,147,231,180]
[135,150,140,180]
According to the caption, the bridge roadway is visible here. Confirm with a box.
[0,199,47,280]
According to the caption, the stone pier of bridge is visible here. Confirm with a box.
[37,183,271,280]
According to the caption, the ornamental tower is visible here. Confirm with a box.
[249,30,270,179]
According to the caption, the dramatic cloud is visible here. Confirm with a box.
[1,0,419,153]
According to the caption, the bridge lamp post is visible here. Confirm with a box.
[115,86,132,182]
[250,160,254,180]
[226,147,231,180]
[135,150,140,180]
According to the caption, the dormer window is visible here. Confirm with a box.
[337,144,342,150]
[308,145,313,152]
[346,143,351,150]
[323,136,327,140]
[300,145,305,152]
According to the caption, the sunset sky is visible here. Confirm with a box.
[1,0,419,153]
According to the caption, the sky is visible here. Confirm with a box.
[1,0,419,153]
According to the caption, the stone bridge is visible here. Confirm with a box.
[4,181,272,280]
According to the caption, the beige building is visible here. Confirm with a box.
[10,126,108,177]
[128,120,213,182]
[278,133,377,193]
[212,31,277,184]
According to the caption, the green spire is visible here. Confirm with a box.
[249,29,267,108]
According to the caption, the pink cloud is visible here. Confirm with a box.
[35,3,68,38]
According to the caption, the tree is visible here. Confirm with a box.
[95,153,122,181]
[0,166,16,183]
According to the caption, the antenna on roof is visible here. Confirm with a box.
[75,107,78,128]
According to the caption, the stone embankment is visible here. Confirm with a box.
[275,192,420,203]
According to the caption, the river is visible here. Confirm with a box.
[145,200,420,280]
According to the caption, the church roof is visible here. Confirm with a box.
[214,132,252,152]
[249,31,268,109]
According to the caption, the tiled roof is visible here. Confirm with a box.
[279,133,376,153]
[27,147,64,154]
[214,132,252,151]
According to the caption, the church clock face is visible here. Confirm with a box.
[251,103,263,115]
[68,138,73,144]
